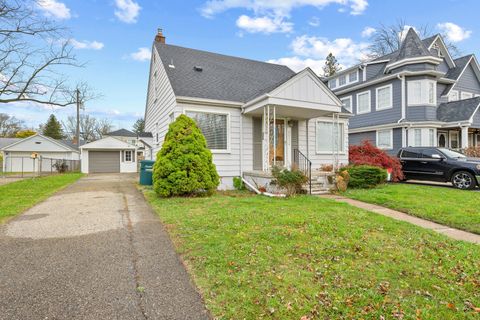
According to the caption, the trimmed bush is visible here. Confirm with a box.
[349,140,404,181]
[271,166,308,196]
[152,115,220,197]
[340,165,387,189]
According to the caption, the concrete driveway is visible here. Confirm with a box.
[0,174,210,320]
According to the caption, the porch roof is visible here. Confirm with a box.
[437,97,480,122]
[242,68,347,119]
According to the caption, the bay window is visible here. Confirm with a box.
[376,84,393,110]
[407,80,436,106]
[356,91,371,114]
[414,129,422,146]
[186,110,229,152]
[316,121,344,153]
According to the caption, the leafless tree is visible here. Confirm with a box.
[0,0,96,107]
[367,19,460,59]
[0,112,23,136]
[63,114,112,142]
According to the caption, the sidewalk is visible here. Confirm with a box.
[320,194,480,245]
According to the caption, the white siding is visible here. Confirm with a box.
[144,46,177,155]
[298,117,349,169]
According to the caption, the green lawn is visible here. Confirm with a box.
[343,183,480,235]
[143,190,480,319]
[0,174,83,222]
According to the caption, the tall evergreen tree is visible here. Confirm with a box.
[42,114,65,139]
[323,53,341,77]
[133,118,145,134]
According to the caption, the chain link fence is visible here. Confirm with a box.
[1,156,81,178]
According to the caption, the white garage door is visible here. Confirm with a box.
[88,151,120,173]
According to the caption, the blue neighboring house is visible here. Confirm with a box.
[326,28,480,155]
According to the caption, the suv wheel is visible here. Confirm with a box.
[451,171,476,190]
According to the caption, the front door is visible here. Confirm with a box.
[269,119,286,167]
[438,132,447,148]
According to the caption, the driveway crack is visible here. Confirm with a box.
[122,194,148,320]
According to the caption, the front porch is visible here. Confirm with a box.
[437,127,480,150]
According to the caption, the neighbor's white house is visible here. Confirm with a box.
[144,30,351,191]
[0,134,80,173]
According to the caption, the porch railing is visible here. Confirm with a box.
[293,149,312,194]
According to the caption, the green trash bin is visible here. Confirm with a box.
[139,160,155,185]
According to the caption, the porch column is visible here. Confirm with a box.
[461,126,469,149]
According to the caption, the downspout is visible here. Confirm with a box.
[397,74,407,147]
[239,113,243,177]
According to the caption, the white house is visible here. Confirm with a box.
[144,30,351,192]
[80,136,137,173]
[1,134,81,173]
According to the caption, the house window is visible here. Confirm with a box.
[169,112,175,123]
[414,129,422,146]
[329,79,337,89]
[461,92,473,100]
[429,129,435,146]
[316,121,344,153]
[340,96,352,113]
[125,150,132,162]
[338,75,347,86]
[377,129,393,149]
[186,110,229,151]
[407,80,436,106]
[449,90,459,101]
[348,71,358,82]
[357,91,371,114]
[376,84,393,110]
[450,131,459,149]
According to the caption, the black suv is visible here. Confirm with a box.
[397,147,480,190]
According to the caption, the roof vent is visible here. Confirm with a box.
[168,58,175,69]
[193,66,203,72]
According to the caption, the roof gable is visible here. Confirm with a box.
[155,43,296,103]
[269,68,342,107]
[80,136,135,150]
[1,134,77,152]
[106,129,136,137]
[426,34,456,68]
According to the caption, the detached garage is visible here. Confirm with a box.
[80,137,137,173]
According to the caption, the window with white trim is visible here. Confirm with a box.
[414,129,422,146]
[376,84,392,110]
[125,150,132,162]
[348,71,358,82]
[338,75,346,86]
[461,92,473,100]
[407,80,436,106]
[357,91,371,114]
[340,96,352,113]
[429,129,435,146]
[377,129,393,149]
[329,80,337,89]
[186,111,228,151]
[316,121,344,153]
[449,90,459,102]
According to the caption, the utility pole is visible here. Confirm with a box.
[76,88,80,146]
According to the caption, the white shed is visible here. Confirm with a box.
[80,137,137,173]
[1,134,80,173]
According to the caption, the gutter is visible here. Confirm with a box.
[397,74,406,123]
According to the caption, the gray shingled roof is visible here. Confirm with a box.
[106,128,137,137]
[0,138,21,149]
[138,132,153,138]
[421,34,438,48]
[444,55,472,80]
[437,97,480,122]
[390,28,432,63]
[155,43,296,103]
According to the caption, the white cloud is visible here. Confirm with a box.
[268,35,370,74]
[361,26,376,38]
[308,16,320,27]
[236,15,293,34]
[70,39,104,50]
[36,0,71,19]
[437,22,472,42]
[201,0,368,33]
[114,0,141,24]
[130,47,151,62]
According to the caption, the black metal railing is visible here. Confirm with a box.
[293,149,312,194]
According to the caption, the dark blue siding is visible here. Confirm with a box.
[365,63,385,81]
[455,64,480,95]
[349,131,376,146]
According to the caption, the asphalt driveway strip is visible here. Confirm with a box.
[0,174,210,320]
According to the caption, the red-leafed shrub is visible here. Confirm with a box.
[349,140,404,182]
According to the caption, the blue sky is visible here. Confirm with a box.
[2,0,479,131]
